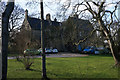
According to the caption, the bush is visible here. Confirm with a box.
[22,54,34,70]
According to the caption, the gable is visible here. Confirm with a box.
[21,17,31,30]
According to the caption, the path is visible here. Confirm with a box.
[8,52,88,59]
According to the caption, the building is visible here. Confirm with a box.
[21,10,94,51]
[21,10,63,50]
[61,14,94,51]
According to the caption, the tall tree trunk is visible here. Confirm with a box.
[107,38,120,65]
[40,0,47,78]
[98,19,120,66]
[2,1,14,80]
[0,26,2,80]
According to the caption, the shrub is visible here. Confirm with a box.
[22,54,34,70]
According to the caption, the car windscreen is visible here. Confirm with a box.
[86,47,91,49]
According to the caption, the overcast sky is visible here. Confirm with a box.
[1,0,120,21]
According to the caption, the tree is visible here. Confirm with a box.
[70,0,120,66]
[54,0,120,66]
[14,29,34,70]
[1,0,14,79]
[9,5,24,41]
[14,30,31,54]
[62,15,95,51]
[0,2,24,35]
[0,2,24,54]
[40,0,47,78]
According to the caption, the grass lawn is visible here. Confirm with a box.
[8,53,23,57]
[7,55,119,79]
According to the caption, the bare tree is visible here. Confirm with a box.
[14,30,31,54]
[0,2,24,32]
[9,5,24,39]
[14,29,34,70]
[53,0,120,66]
[69,0,120,66]
[62,15,95,51]
[0,2,24,47]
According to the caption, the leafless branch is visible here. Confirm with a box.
[85,2,97,18]
[74,29,97,45]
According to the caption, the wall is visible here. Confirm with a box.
[32,30,41,40]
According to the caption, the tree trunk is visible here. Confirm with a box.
[0,25,2,80]
[1,1,14,80]
[107,39,120,66]
[98,19,120,66]
[40,0,47,78]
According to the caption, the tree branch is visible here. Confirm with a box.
[85,2,97,18]
[74,29,97,45]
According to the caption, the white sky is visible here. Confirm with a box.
[1,0,120,21]
[15,0,64,21]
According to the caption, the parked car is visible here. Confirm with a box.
[95,47,110,54]
[24,49,41,55]
[45,48,52,53]
[37,48,42,53]
[38,48,58,53]
[38,48,52,53]
[24,48,58,55]
[52,49,58,53]
[83,46,96,54]
[95,49,100,54]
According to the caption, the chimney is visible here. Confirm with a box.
[74,14,78,19]
[46,13,51,21]
[54,18,57,22]
[25,9,28,18]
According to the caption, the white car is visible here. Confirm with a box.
[45,48,52,53]
[52,49,58,53]
[38,48,52,53]
[95,50,100,54]
[38,48,58,53]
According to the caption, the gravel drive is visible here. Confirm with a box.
[8,52,88,59]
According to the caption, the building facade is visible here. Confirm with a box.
[21,10,94,51]
[21,10,63,50]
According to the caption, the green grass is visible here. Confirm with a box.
[7,55,119,78]
[8,53,23,57]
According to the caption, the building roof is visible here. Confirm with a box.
[27,16,61,30]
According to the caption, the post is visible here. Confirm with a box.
[40,0,47,78]
[0,18,2,80]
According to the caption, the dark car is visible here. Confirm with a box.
[83,46,96,54]
[95,47,110,54]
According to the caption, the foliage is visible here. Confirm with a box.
[12,29,38,69]
[62,16,96,51]
[13,30,31,54]
[44,23,64,51]
[61,0,120,65]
